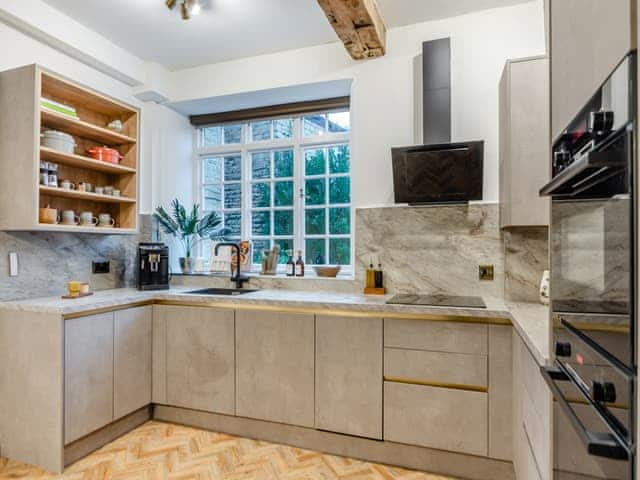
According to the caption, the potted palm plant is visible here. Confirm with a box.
[154,199,227,274]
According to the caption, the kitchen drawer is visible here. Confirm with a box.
[521,382,551,478]
[384,319,487,355]
[518,338,551,421]
[384,381,488,456]
[384,348,487,388]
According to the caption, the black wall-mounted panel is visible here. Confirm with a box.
[422,38,451,144]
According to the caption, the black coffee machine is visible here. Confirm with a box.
[137,243,170,290]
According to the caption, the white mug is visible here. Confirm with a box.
[94,186,105,195]
[61,210,79,225]
[103,186,114,196]
[79,212,98,226]
[98,213,115,227]
[60,179,75,190]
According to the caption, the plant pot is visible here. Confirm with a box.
[179,257,195,274]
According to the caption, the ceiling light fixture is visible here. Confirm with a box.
[167,0,200,20]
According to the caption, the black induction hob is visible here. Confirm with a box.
[386,294,486,309]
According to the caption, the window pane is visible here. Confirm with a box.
[251,211,271,236]
[329,145,350,174]
[224,183,241,209]
[251,152,271,179]
[224,155,241,181]
[305,208,326,235]
[329,208,350,234]
[274,150,293,178]
[251,121,271,141]
[274,181,293,207]
[251,182,271,208]
[330,238,351,265]
[202,126,222,146]
[328,111,350,133]
[274,210,293,236]
[329,176,350,204]
[306,239,326,265]
[224,212,242,237]
[223,124,242,144]
[305,149,325,175]
[203,157,222,183]
[275,239,293,264]
[273,118,293,139]
[303,114,326,136]
[204,185,221,210]
[305,178,326,205]
[252,239,270,264]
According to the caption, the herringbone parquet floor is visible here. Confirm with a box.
[0,421,456,480]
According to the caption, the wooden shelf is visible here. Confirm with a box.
[41,108,137,146]
[39,185,136,204]
[34,223,138,235]
[40,147,136,175]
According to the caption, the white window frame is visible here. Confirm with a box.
[196,109,353,274]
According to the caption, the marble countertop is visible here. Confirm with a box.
[0,287,550,364]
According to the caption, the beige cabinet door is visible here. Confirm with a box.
[114,306,152,420]
[64,312,114,444]
[499,57,549,228]
[236,310,315,427]
[316,315,382,439]
[550,0,633,138]
[160,305,235,415]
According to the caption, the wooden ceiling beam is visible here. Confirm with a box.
[316,0,387,60]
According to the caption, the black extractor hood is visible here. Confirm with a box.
[392,38,484,205]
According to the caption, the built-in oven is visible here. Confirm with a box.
[540,52,636,479]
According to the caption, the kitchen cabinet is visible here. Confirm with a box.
[315,315,383,439]
[0,64,139,233]
[384,381,488,456]
[236,310,315,427]
[512,331,552,480]
[114,306,152,419]
[156,305,235,414]
[64,312,114,444]
[499,56,550,228]
[550,0,634,138]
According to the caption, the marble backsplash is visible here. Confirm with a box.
[504,226,549,302]
[0,215,152,301]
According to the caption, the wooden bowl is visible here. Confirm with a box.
[313,266,341,278]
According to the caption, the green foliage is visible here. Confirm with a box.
[154,198,227,258]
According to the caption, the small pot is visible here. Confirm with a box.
[179,257,195,274]
[87,146,122,164]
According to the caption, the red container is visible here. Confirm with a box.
[87,146,122,164]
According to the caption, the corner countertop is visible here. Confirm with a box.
[0,288,550,365]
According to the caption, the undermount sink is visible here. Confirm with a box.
[183,288,258,296]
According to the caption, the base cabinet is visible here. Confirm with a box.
[114,306,152,420]
[315,315,382,439]
[384,382,488,456]
[156,305,235,415]
[64,312,114,444]
[236,310,315,427]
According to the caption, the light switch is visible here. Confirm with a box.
[9,252,18,277]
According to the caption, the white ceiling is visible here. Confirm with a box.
[42,0,534,71]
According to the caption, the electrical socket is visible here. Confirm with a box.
[92,260,110,274]
[479,264,494,281]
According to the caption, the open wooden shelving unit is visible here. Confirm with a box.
[0,64,140,233]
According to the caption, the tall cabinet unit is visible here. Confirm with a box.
[550,0,635,138]
[0,64,139,233]
[499,56,550,228]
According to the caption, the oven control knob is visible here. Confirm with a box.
[592,381,617,403]
[555,342,572,357]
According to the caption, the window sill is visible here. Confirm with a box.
[172,271,355,281]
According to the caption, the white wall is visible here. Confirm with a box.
[167,1,546,207]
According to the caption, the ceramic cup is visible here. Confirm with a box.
[61,210,79,225]
[60,179,75,190]
[103,186,114,196]
[79,211,98,226]
[94,186,104,195]
[112,189,121,197]
[98,213,115,227]
[38,206,59,224]
[77,182,92,193]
